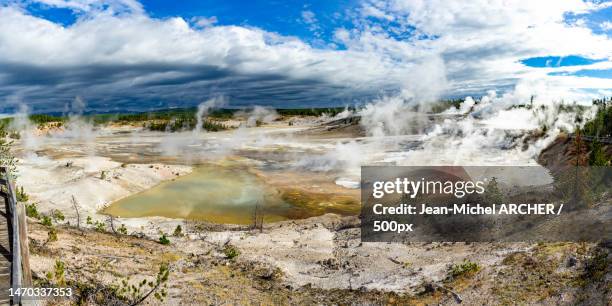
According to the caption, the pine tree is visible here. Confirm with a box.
[555,129,592,209]
[590,140,609,166]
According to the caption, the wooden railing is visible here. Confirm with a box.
[1,167,32,305]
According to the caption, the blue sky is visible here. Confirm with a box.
[0,0,611,113]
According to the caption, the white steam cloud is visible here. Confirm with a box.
[195,96,227,134]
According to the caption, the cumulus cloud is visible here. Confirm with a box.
[0,0,610,113]
[0,4,410,112]
[191,16,218,28]
[33,0,144,14]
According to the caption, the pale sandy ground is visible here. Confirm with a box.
[196,214,523,293]
[16,154,192,224]
[27,215,608,305]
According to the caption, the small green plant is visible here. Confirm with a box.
[100,170,107,180]
[25,202,40,219]
[94,220,105,232]
[158,234,170,245]
[116,263,170,304]
[223,245,240,260]
[485,177,504,205]
[172,225,183,237]
[449,260,480,279]
[580,248,608,284]
[47,260,66,287]
[86,216,93,225]
[41,215,52,227]
[51,209,65,222]
[16,186,29,202]
[117,224,128,235]
[46,227,58,244]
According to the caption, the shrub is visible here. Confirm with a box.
[94,220,105,232]
[172,225,182,237]
[485,177,504,205]
[158,234,170,245]
[47,227,58,243]
[53,260,66,287]
[51,210,65,222]
[115,262,170,304]
[117,224,128,235]
[41,215,53,227]
[16,186,29,202]
[86,216,93,225]
[223,245,240,260]
[25,202,40,219]
[46,260,66,287]
[449,260,480,279]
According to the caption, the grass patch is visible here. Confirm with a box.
[493,243,586,304]
[448,260,480,279]
[223,245,240,260]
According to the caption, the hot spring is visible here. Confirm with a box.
[103,164,360,224]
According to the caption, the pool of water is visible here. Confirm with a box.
[103,165,359,224]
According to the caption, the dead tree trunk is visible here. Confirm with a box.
[71,195,81,231]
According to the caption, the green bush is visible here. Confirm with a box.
[16,186,29,202]
[94,220,105,232]
[47,227,58,243]
[51,210,65,222]
[158,234,170,245]
[52,260,66,287]
[117,224,128,235]
[583,99,611,138]
[172,225,183,237]
[25,202,40,219]
[449,260,480,279]
[41,215,52,227]
[223,245,240,260]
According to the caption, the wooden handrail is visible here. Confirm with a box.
[0,167,33,305]
[4,169,22,305]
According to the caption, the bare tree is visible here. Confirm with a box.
[252,202,264,233]
[71,195,81,231]
[107,215,117,234]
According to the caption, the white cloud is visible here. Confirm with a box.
[301,9,323,38]
[602,21,612,31]
[301,10,316,24]
[33,0,144,14]
[0,0,610,112]
[0,5,414,111]
[345,0,612,101]
[191,16,218,28]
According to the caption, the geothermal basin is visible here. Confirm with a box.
[103,164,360,224]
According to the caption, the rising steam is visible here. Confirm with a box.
[195,96,227,134]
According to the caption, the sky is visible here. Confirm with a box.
[0,0,611,113]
